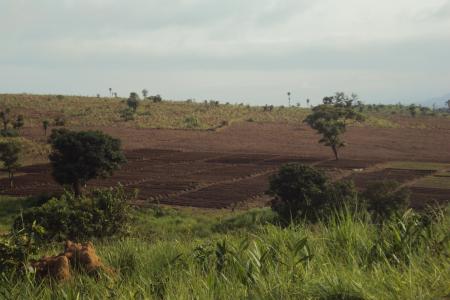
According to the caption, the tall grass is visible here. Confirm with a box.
[1,205,448,299]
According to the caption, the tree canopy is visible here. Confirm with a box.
[304,92,364,160]
[127,92,140,112]
[0,141,21,188]
[49,129,126,196]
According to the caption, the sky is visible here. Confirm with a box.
[1,0,450,106]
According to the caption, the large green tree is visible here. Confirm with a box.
[304,92,364,160]
[49,129,126,196]
[0,141,21,189]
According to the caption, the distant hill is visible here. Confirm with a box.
[421,93,450,108]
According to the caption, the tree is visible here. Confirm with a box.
[306,98,310,106]
[0,141,21,189]
[127,92,140,112]
[408,104,417,117]
[362,180,411,222]
[109,88,112,97]
[0,108,10,130]
[304,92,364,160]
[446,99,450,112]
[268,163,357,224]
[287,92,291,107]
[13,115,24,130]
[42,120,50,136]
[142,89,148,98]
[268,164,328,224]
[49,129,126,196]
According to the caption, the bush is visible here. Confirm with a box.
[0,128,19,137]
[127,93,140,111]
[13,186,132,242]
[268,164,358,224]
[0,224,43,272]
[120,108,135,121]
[53,116,66,126]
[362,180,410,222]
[148,95,162,102]
[184,116,200,128]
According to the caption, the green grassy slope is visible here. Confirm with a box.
[1,198,449,299]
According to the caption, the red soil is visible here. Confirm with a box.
[1,122,449,208]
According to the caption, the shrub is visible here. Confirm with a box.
[269,164,327,224]
[127,92,140,112]
[53,116,66,126]
[362,180,410,222]
[268,164,359,224]
[326,180,360,211]
[148,95,162,102]
[13,115,24,130]
[0,223,43,272]
[184,116,200,128]
[0,128,19,137]
[120,108,135,121]
[13,187,132,242]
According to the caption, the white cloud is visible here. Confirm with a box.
[0,0,449,104]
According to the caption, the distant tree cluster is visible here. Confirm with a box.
[263,105,274,112]
[0,108,24,137]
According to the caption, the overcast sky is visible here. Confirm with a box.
[1,0,450,105]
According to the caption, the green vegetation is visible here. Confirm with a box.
[384,161,450,171]
[126,92,140,112]
[268,164,357,224]
[0,195,449,299]
[0,141,21,189]
[0,197,29,232]
[412,173,450,189]
[1,93,448,131]
[362,180,411,222]
[14,187,131,242]
[305,92,364,160]
[48,129,126,196]
[42,120,50,136]
[0,136,50,166]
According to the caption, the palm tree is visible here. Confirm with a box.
[287,92,291,107]
[109,88,112,97]
[306,98,310,107]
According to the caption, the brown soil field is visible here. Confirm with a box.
[1,122,449,208]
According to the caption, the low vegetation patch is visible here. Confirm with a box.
[14,187,132,242]
[0,200,448,299]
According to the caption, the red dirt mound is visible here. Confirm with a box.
[31,241,110,281]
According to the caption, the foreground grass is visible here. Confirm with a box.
[0,199,449,300]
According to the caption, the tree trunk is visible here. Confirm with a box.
[332,145,339,160]
[8,171,14,189]
[73,180,82,197]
